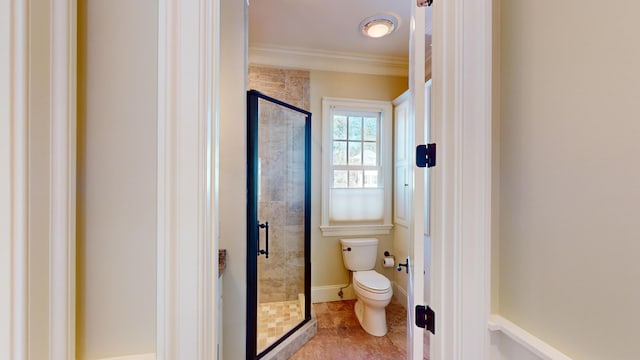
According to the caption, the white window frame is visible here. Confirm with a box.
[320,97,393,237]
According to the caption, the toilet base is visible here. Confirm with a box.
[354,299,388,336]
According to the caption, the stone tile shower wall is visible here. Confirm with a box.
[250,66,310,303]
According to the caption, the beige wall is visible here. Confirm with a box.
[76,0,158,358]
[497,1,640,359]
[392,225,409,298]
[309,70,407,289]
[219,0,248,358]
[28,0,51,357]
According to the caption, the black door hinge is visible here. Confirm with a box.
[416,143,436,168]
[416,305,435,334]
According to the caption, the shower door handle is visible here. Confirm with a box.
[257,221,269,258]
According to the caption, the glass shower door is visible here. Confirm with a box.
[247,90,311,359]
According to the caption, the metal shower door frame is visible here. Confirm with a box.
[246,89,312,360]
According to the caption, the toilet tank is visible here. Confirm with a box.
[340,238,378,271]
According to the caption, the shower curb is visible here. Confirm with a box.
[260,317,318,360]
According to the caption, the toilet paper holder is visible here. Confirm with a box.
[382,251,397,269]
[384,251,408,273]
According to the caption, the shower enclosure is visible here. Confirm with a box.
[246,90,311,359]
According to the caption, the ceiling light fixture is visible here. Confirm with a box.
[360,14,398,39]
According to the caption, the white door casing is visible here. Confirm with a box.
[0,0,28,357]
[156,0,219,358]
[429,0,493,359]
[0,0,77,358]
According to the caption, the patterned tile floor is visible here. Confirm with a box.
[290,298,429,360]
[257,299,304,353]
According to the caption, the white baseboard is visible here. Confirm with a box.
[312,282,408,306]
[488,315,572,360]
[97,353,156,360]
[392,282,407,309]
[311,284,355,303]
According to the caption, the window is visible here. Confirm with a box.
[321,98,393,236]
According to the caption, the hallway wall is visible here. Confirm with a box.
[76,0,158,358]
[218,0,248,358]
[496,1,640,359]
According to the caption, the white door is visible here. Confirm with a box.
[407,2,427,359]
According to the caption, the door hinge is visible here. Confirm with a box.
[417,0,433,7]
[416,143,436,168]
[416,305,435,334]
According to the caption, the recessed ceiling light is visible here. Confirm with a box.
[360,14,398,39]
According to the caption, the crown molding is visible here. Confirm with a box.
[249,44,408,76]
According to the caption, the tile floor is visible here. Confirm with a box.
[290,298,429,360]
[257,299,304,353]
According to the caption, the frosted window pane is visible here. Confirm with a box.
[333,141,347,165]
[348,142,362,165]
[333,170,348,188]
[348,170,363,188]
[330,188,384,222]
[333,115,347,140]
[348,116,362,140]
[363,143,376,166]
[364,170,378,188]
[363,117,377,141]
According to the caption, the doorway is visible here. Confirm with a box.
[246,1,431,359]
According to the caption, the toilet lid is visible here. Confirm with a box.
[354,271,391,293]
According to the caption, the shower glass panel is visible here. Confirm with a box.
[247,90,311,359]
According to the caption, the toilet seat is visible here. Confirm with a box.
[353,270,391,294]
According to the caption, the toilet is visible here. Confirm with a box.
[340,238,393,336]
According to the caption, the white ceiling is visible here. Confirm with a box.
[248,0,431,62]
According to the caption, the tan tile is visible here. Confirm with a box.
[291,300,423,359]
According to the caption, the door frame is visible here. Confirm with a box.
[0,0,77,357]
[428,0,493,359]
[156,0,219,357]
[3,0,493,358]
[0,0,29,357]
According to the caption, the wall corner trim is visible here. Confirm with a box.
[488,315,573,360]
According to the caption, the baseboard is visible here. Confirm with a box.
[311,284,356,303]
[488,315,572,360]
[313,282,408,305]
[97,353,156,360]
[392,282,407,309]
